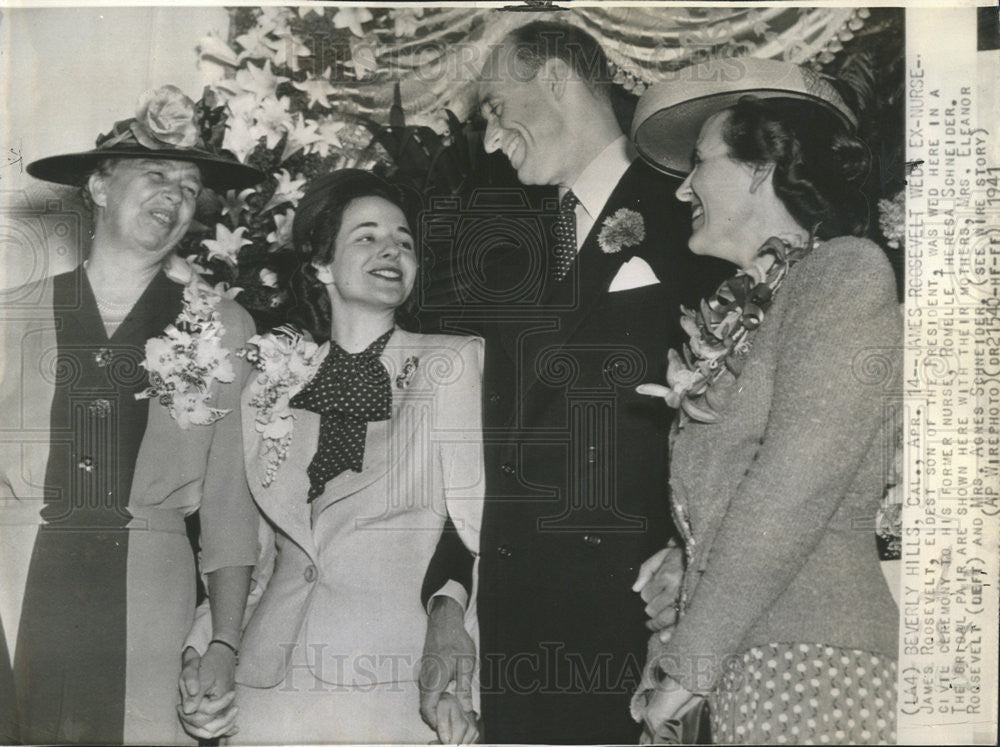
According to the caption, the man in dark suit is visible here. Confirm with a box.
[419,21,726,744]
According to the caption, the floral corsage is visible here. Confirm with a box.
[136,281,235,428]
[598,208,645,254]
[241,324,326,485]
[639,234,816,424]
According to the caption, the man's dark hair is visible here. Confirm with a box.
[501,21,613,101]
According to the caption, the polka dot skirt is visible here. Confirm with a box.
[709,643,897,745]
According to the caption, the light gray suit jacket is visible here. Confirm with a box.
[189,329,484,688]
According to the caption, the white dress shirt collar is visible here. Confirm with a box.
[562,134,635,222]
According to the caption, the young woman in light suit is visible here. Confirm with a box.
[178,170,484,744]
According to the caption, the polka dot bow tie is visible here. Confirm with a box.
[551,189,579,282]
[290,329,393,502]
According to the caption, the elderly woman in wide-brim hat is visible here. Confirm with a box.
[628,59,901,744]
[0,85,264,744]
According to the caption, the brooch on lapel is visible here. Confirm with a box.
[396,356,419,389]
[597,208,645,254]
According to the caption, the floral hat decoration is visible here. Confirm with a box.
[27,85,265,191]
[630,58,858,178]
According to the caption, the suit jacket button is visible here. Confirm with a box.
[500,462,515,476]
[497,545,512,559]
[583,534,602,547]
[304,565,318,582]
[489,391,501,404]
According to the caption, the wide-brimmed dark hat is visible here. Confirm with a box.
[631,58,858,178]
[27,85,264,191]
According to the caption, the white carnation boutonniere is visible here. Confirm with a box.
[597,208,645,254]
[240,325,325,486]
[136,281,235,429]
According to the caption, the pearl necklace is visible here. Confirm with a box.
[84,260,137,317]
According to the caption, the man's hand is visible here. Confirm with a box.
[632,542,684,641]
[419,596,477,735]
[177,645,239,740]
[430,692,480,744]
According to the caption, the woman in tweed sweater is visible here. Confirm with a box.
[628,60,901,744]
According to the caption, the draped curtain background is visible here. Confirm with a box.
[273,6,866,121]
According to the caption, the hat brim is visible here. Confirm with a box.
[27,145,265,192]
[633,90,856,178]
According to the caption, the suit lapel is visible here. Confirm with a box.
[244,329,425,557]
[243,382,318,560]
[518,162,646,402]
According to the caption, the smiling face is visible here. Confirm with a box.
[674,111,759,266]
[478,47,569,186]
[89,158,202,260]
[318,196,417,313]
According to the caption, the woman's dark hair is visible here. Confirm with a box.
[287,169,417,343]
[721,96,871,239]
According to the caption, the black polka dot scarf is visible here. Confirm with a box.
[290,328,393,502]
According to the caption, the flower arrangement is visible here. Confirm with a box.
[172,6,473,329]
[597,208,645,254]
[241,324,326,485]
[136,281,235,429]
[639,234,815,424]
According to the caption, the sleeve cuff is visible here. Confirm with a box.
[426,581,469,615]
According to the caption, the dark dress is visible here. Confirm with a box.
[1,266,257,744]
[14,268,180,744]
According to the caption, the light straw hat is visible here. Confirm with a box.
[631,58,857,177]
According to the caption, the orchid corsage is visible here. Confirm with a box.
[241,325,326,485]
[639,234,815,425]
[136,281,235,428]
[598,208,645,254]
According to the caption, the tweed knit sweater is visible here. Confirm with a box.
[640,235,901,697]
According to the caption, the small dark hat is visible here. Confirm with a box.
[27,85,264,191]
[291,169,404,252]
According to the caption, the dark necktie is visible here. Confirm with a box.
[289,329,393,502]
[552,189,579,282]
